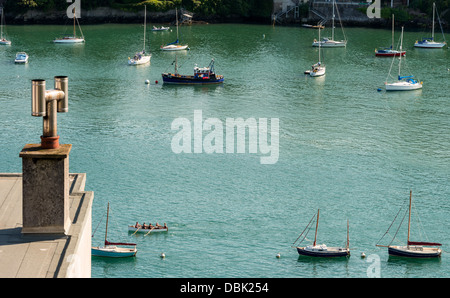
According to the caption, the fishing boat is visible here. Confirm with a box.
[414,3,446,48]
[128,5,151,65]
[385,27,422,91]
[312,0,346,48]
[128,223,168,234]
[152,26,170,31]
[293,209,350,258]
[376,191,442,258]
[0,7,11,45]
[160,8,189,51]
[375,15,406,57]
[14,52,29,64]
[53,8,85,44]
[306,28,326,77]
[162,58,224,85]
[92,203,137,258]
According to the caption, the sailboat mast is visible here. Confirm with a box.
[318,28,321,62]
[143,5,147,51]
[73,8,76,38]
[432,2,435,40]
[105,202,110,244]
[332,0,335,41]
[313,209,319,246]
[1,8,3,39]
[398,26,404,77]
[407,190,412,248]
[176,8,179,43]
[391,14,394,49]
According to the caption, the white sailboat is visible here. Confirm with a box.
[160,8,189,51]
[306,28,326,77]
[312,0,346,48]
[91,203,138,258]
[385,27,422,91]
[375,15,406,57]
[0,7,11,45]
[128,5,151,65]
[414,2,446,48]
[376,191,442,258]
[53,8,85,44]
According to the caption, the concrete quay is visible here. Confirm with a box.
[0,173,93,278]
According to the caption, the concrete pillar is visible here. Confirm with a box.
[19,144,72,235]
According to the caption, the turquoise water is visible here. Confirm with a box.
[0,23,449,278]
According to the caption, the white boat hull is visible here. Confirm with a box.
[0,40,11,45]
[152,27,170,31]
[15,59,28,64]
[297,245,349,257]
[388,246,441,258]
[128,55,151,65]
[92,246,137,257]
[385,81,422,91]
[160,44,189,51]
[310,66,326,77]
[414,41,446,48]
[312,40,346,48]
[53,37,85,44]
[15,52,28,64]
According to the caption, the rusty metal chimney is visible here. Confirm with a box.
[31,76,68,149]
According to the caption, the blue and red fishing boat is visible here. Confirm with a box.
[162,58,224,85]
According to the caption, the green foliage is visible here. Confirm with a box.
[4,0,273,18]
[4,0,449,22]
[380,7,412,22]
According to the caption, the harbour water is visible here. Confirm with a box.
[0,23,449,278]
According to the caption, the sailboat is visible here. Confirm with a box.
[385,27,422,91]
[53,8,85,44]
[414,2,446,48]
[160,8,189,51]
[312,0,346,48]
[376,191,442,258]
[0,7,11,45]
[293,209,350,257]
[128,5,151,65]
[375,15,406,57]
[306,28,326,77]
[91,203,137,258]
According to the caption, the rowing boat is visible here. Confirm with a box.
[128,225,168,233]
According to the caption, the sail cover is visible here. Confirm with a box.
[408,241,442,246]
[105,240,136,246]
[166,39,179,45]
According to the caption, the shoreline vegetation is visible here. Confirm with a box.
[1,0,449,30]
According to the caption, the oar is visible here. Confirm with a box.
[131,227,141,236]
[144,227,155,237]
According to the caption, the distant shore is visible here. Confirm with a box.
[3,6,448,31]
